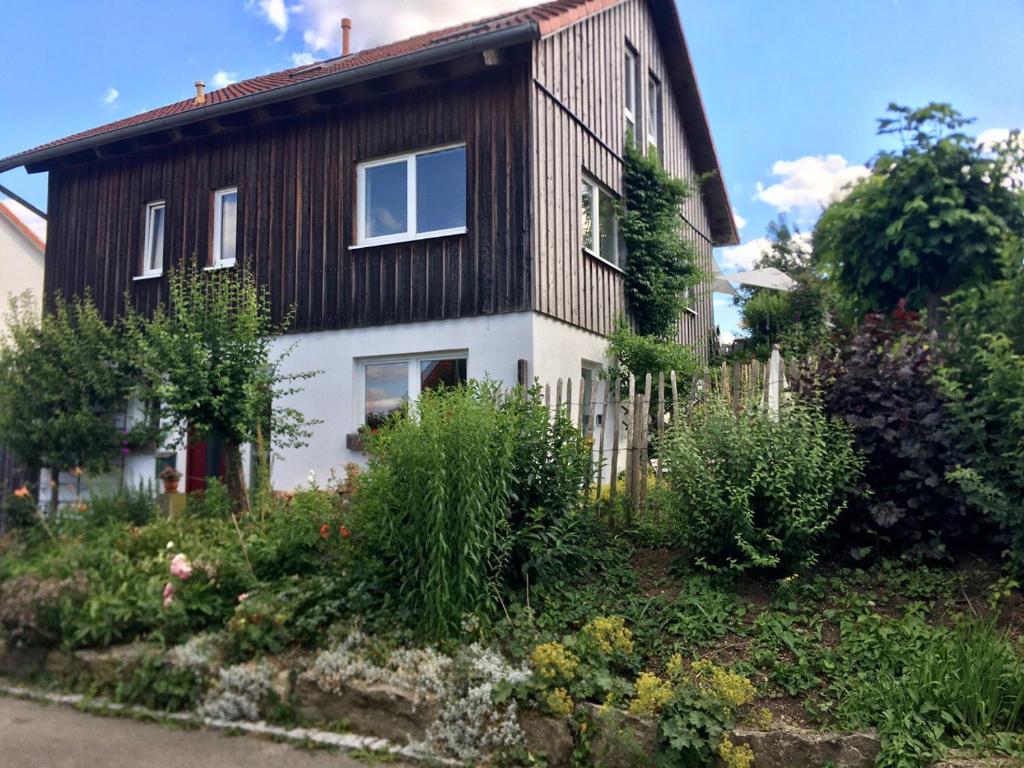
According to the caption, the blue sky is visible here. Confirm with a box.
[1,0,1021,338]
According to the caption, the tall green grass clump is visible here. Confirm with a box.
[356,381,591,639]
[660,394,863,573]
[839,618,1024,767]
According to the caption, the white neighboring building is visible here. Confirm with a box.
[0,199,45,335]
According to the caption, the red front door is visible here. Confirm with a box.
[185,430,226,493]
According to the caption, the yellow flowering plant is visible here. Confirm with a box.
[530,642,579,682]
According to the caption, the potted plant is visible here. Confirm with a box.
[159,466,182,494]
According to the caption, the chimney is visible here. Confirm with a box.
[194,80,206,105]
[341,18,352,56]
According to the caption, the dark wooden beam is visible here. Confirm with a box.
[136,130,176,148]
[179,120,219,138]
[419,61,452,81]
[215,109,261,129]
[96,139,138,157]
[366,75,398,95]
[313,88,348,106]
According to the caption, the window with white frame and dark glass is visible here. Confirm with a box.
[647,73,662,157]
[211,186,238,268]
[357,144,467,247]
[624,46,638,143]
[580,175,622,268]
[362,354,468,429]
[140,201,165,278]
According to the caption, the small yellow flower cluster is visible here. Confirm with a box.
[745,706,773,730]
[582,615,634,655]
[691,660,756,708]
[665,652,686,681]
[718,735,755,768]
[545,687,574,718]
[627,671,673,715]
[530,642,579,680]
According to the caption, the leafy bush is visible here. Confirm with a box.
[606,317,700,392]
[356,382,591,639]
[940,243,1024,572]
[802,304,975,560]
[660,394,863,573]
[77,482,158,528]
[0,573,88,646]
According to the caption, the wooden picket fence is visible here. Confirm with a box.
[538,349,791,523]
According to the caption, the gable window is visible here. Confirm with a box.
[361,353,468,429]
[580,174,622,268]
[211,187,238,268]
[647,74,662,157]
[141,200,166,278]
[624,46,638,143]
[356,144,467,247]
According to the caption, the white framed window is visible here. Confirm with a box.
[624,46,638,143]
[140,200,165,278]
[647,73,662,157]
[356,144,467,247]
[211,186,238,268]
[580,174,622,269]
[359,352,468,429]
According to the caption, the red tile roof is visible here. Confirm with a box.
[0,0,620,170]
[0,202,46,252]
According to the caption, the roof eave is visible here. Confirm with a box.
[0,21,540,175]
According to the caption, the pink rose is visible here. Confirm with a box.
[238,593,249,602]
[169,553,193,580]
[162,582,176,609]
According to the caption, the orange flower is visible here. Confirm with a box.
[339,524,351,539]
[319,523,330,540]
[13,486,29,499]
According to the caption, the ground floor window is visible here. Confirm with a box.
[361,353,468,429]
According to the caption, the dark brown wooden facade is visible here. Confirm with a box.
[531,0,716,349]
[44,65,533,332]
[41,0,725,349]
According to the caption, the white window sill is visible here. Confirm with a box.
[205,262,236,271]
[133,273,162,281]
[350,227,467,251]
[583,248,625,275]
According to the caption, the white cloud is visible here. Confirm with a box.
[254,0,528,62]
[716,231,812,273]
[290,51,317,67]
[978,128,1010,149]
[717,238,771,272]
[718,329,736,345]
[249,0,289,37]
[0,198,47,244]
[733,212,747,231]
[210,71,238,89]
[102,87,119,106]
[754,154,869,223]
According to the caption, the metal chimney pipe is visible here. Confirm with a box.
[341,18,352,56]
[194,80,206,105]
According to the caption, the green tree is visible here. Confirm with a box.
[621,141,704,338]
[129,261,316,515]
[0,293,144,511]
[736,217,830,359]
[814,104,1024,324]
[940,240,1024,571]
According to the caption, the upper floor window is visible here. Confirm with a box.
[141,200,165,278]
[624,46,638,143]
[356,144,467,247]
[647,74,662,157]
[580,174,622,269]
[211,187,238,268]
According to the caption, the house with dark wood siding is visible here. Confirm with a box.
[0,0,737,490]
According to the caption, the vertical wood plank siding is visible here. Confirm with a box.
[531,0,716,354]
[43,67,532,331]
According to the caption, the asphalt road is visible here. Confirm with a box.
[0,696,405,768]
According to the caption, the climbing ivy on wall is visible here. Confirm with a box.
[620,141,704,338]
